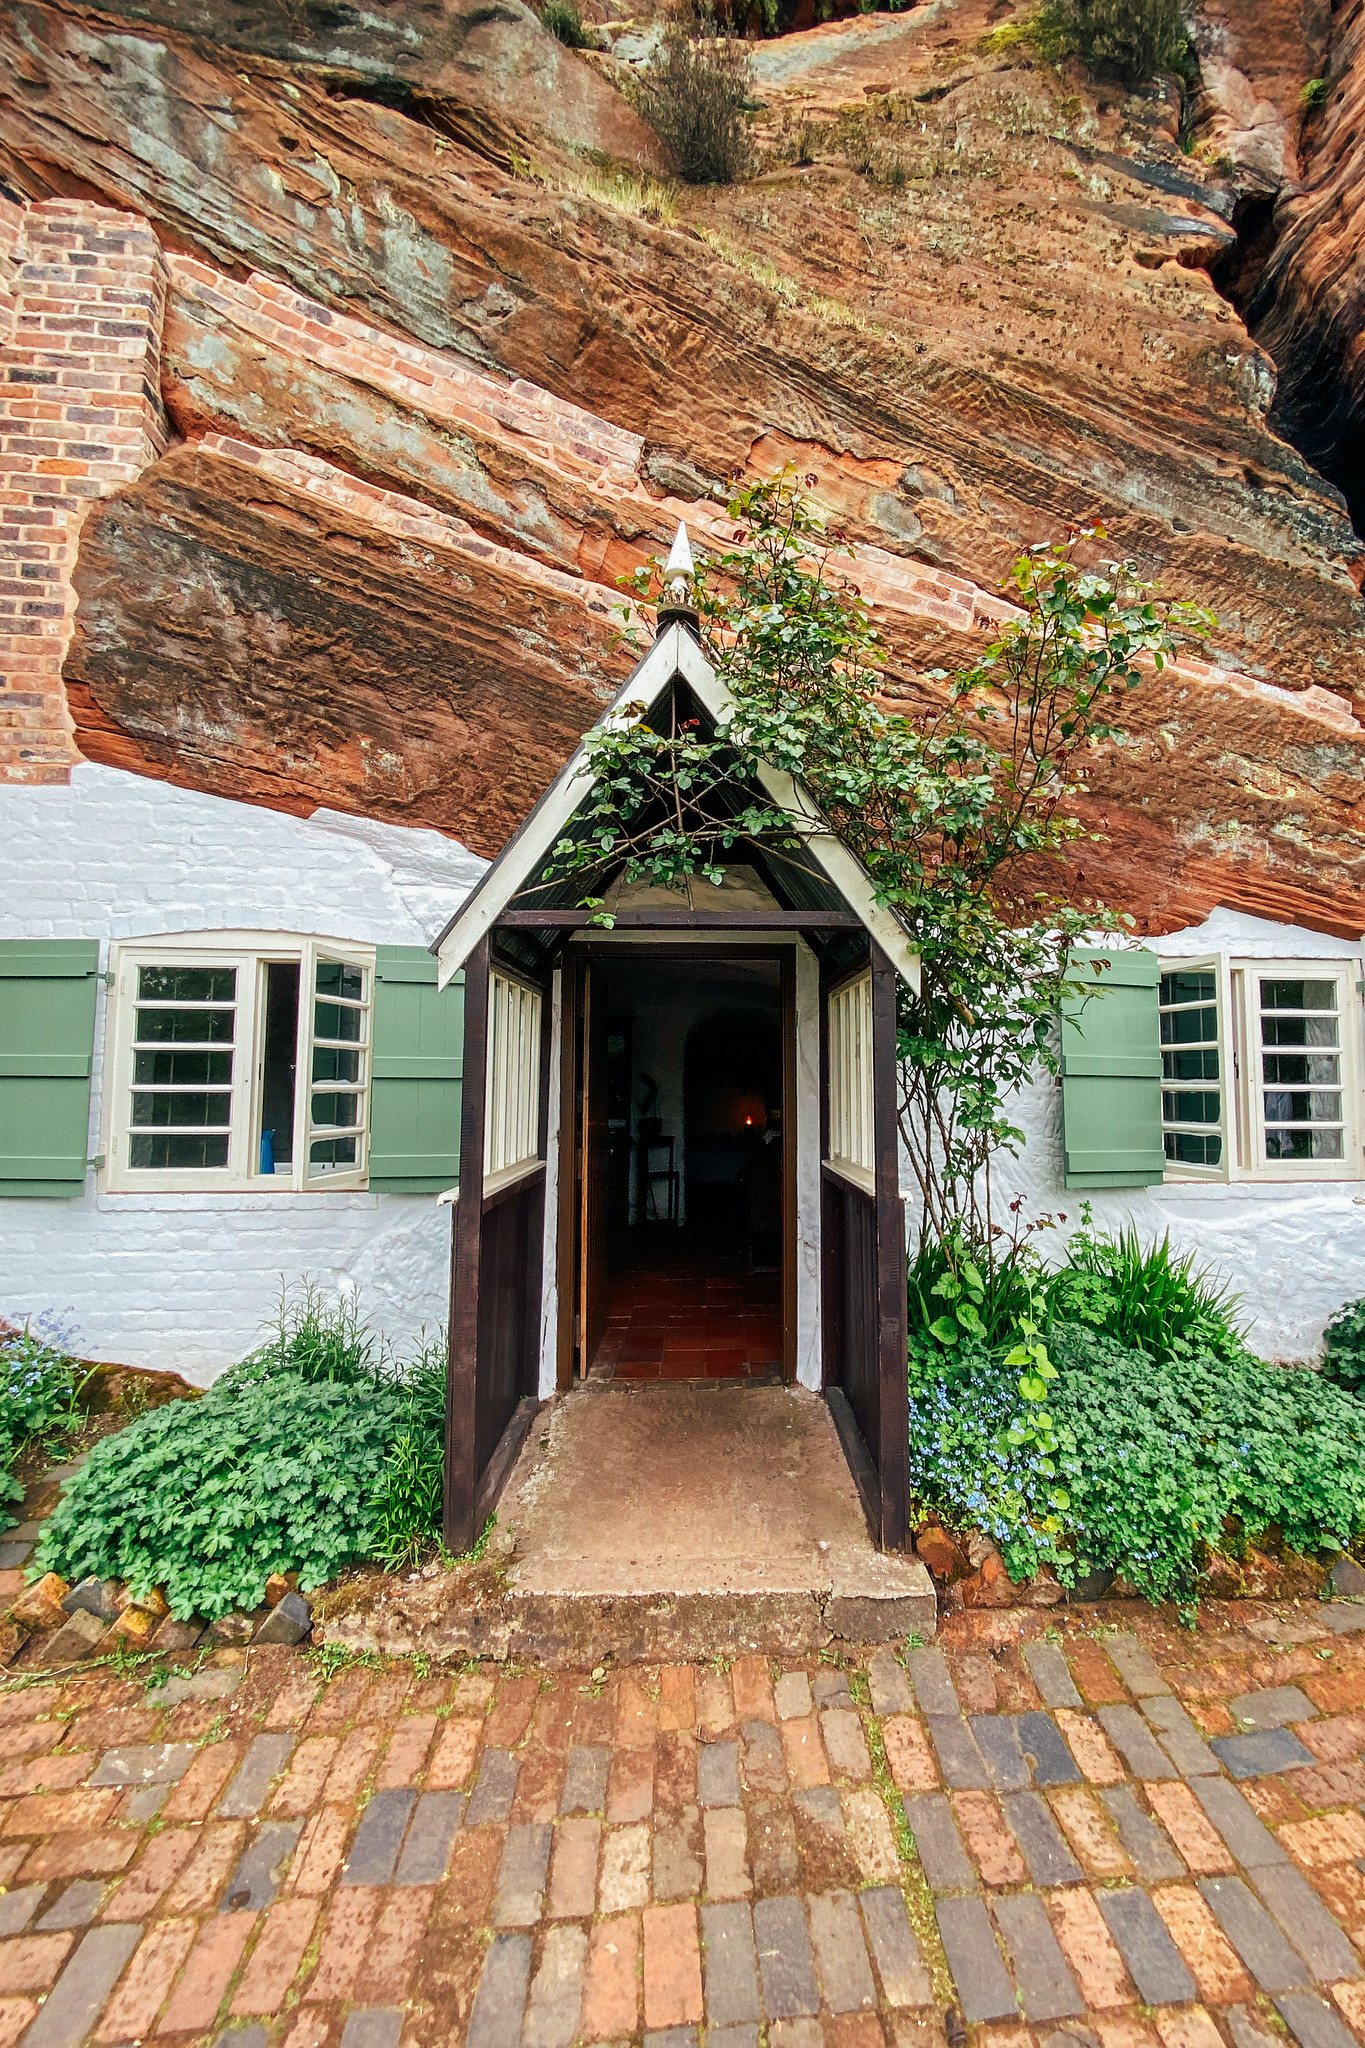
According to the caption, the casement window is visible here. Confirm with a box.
[1062,946,1363,1188]
[826,968,875,1194]
[0,937,465,1201]
[1238,966,1356,1175]
[105,938,373,1192]
[1159,963,1226,1174]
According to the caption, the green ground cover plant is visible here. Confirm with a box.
[35,1288,447,1618]
[907,1220,1365,1609]
[1321,1295,1365,1396]
[0,1314,92,1523]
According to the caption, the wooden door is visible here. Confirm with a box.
[578,961,610,1375]
[819,942,909,1550]
[445,936,551,1553]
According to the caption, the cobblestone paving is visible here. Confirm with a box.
[3,1606,1365,2048]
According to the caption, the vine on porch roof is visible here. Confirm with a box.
[543,468,1213,1254]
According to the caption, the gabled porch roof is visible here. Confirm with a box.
[432,621,921,989]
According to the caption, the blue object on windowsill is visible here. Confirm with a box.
[260,1129,275,1175]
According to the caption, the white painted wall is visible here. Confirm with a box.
[1,764,486,1383]
[983,909,1365,1362]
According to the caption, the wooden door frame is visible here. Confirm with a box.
[555,940,800,1385]
[817,939,909,1552]
[445,933,553,1554]
[870,940,910,1550]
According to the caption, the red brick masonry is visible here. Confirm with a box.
[0,1604,1364,2048]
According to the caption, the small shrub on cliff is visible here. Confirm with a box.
[540,0,594,49]
[982,0,1188,84]
[1067,0,1189,86]
[637,9,753,184]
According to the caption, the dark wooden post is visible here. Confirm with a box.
[871,941,910,1551]
[445,932,490,1554]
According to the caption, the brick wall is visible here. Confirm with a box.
[0,201,167,785]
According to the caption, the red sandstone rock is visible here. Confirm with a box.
[915,1524,968,1582]
[0,0,1361,933]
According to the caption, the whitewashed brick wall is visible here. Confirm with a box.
[1,763,486,1382]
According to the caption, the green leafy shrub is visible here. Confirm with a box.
[980,0,1188,83]
[909,1228,1040,1357]
[0,1315,92,1524]
[1322,1296,1365,1395]
[36,1376,404,1619]
[1045,1213,1247,1365]
[909,1328,1365,1608]
[33,1288,449,1615]
[218,1283,383,1391]
[1300,76,1328,109]
[370,1335,447,1571]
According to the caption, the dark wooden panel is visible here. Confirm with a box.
[474,1172,545,1474]
[823,1168,880,1465]
[780,950,797,1382]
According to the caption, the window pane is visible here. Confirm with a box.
[1266,1126,1345,1160]
[316,961,364,1002]
[314,1001,362,1043]
[1263,1052,1340,1085]
[1262,1015,1339,1049]
[311,1091,361,1129]
[1161,1006,1218,1046]
[1165,1130,1222,1165]
[1164,1047,1219,1081]
[310,1136,358,1167]
[1263,1090,1342,1124]
[137,965,236,1004]
[131,1090,232,1128]
[133,1049,232,1086]
[312,1046,362,1085]
[1261,979,1336,1011]
[1160,971,1216,1006]
[1163,1090,1221,1125]
[136,1006,235,1044]
[130,1132,230,1170]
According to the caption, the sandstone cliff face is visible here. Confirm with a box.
[1,0,1363,933]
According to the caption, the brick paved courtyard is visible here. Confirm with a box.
[3,1606,1365,2048]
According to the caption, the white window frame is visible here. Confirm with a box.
[1237,958,1362,1183]
[1158,955,1231,1183]
[103,933,374,1194]
[1159,951,1363,1185]
[484,964,544,1197]
[825,967,875,1196]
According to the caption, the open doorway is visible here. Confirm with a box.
[566,951,794,1382]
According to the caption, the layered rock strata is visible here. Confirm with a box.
[1,0,1364,936]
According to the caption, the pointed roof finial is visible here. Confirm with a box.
[663,521,694,598]
[655,519,700,643]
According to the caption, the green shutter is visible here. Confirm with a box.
[0,940,99,1198]
[1060,947,1165,1189]
[368,946,464,1193]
